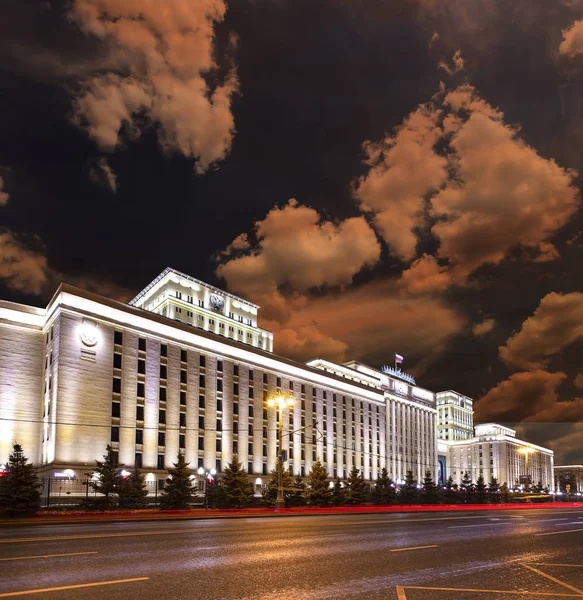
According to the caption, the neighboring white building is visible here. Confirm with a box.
[436,390,474,441]
[442,423,554,490]
[0,269,437,489]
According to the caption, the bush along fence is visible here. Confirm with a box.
[0,442,571,517]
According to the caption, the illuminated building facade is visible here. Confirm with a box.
[436,390,474,441]
[0,270,437,489]
[442,423,554,490]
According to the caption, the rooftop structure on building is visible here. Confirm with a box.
[129,267,274,353]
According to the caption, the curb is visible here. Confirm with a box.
[1,502,582,527]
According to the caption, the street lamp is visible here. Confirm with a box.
[197,467,217,509]
[267,391,295,509]
[518,447,534,492]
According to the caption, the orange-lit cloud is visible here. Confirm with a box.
[70,0,237,173]
[0,177,8,206]
[355,103,447,261]
[499,291,583,370]
[559,19,583,57]
[472,318,495,336]
[0,232,49,295]
[475,370,567,423]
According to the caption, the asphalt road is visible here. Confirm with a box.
[2,508,583,599]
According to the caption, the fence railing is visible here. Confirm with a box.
[38,477,207,509]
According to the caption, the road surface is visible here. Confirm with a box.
[2,508,583,599]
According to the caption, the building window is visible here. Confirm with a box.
[137,382,145,398]
[217,398,223,412]
[159,387,167,402]
[114,330,123,346]
[135,453,142,468]
[198,437,204,450]
[249,406,254,418]
[199,375,205,388]
[233,401,239,415]
[216,419,222,431]
[112,402,121,418]
[158,432,165,446]
[199,395,205,409]
[180,349,187,363]
[217,360,223,372]
[157,455,164,470]
[248,443,253,455]
[160,365,167,379]
[179,434,186,449]
[180,391,186,406]
[249,387,254,399]
[234,365,239,376]
[217,379,223,393]
[161,343,167,357]
[113,353,122,369]
[138,337,146,352]
[216,439,222,452]
[159,409,166,424]
[199,416,205,429]
[180,370,187,384]
[200,355,206,368]
[136,430,143,445]
[112,378,121,394]
[111,426,119,442]
[180,413,186,427]
[234,383,239,396]
[136,406,144,421]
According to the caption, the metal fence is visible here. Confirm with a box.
[39,477,166,509]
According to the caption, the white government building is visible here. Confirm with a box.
[0,268,437,490]
[436,391,554,490]
[0,268,553,491]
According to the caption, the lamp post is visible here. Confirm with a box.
[197,467,216,509]
[267,391,294,509]
[518,447,534,492]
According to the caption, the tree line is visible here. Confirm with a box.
[0,442,551,517]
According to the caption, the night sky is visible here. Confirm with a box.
[2,0,583,463]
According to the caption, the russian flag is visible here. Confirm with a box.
[395,353,403,364]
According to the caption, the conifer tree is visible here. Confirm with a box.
[399,470,418,504]
[222,454,253,508]
[305,460,332,507]
[332,477,345,506]
[0,443,42,517]
[262,462,294,507]
[488,476,500,504]
[89,444,124,508]
[345,466,367,505]
[443,475,458,504]
[500,482,511,503]
[288,474,307,507]
[475,474,487,504]
[460,470,473,504]
[159,452,195,510]
[372,467,395,505]
[422,470,438,504]
[118,467,149,509]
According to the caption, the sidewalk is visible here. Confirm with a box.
[2,502,582,526]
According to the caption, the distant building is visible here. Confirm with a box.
[436,390,474,441]
[441,422,554,490]
[554,465,583,493]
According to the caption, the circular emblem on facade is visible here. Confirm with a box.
[209,293,224,312]
[79,322,99,347]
